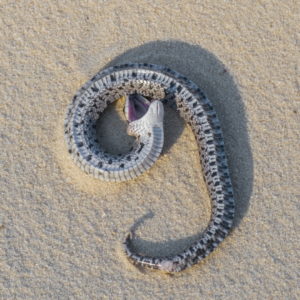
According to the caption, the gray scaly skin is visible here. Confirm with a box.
[64,63,234,273]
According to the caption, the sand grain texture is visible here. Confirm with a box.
[0,0,299,299]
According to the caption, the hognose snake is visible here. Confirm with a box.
[64,63,234,273]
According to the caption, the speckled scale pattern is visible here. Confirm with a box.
[64,63,234,273]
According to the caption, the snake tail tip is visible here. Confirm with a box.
[129,230,133,239]
[123,230,133,243]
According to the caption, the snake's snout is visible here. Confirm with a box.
[146,100,164,126]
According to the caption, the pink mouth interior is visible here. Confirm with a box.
[127,94,155,122]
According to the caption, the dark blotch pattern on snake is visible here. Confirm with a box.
[64,63,234,273]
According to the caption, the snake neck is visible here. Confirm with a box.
[125,122,164,180]
[94,122,164,182]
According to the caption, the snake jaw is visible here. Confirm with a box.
[124,93,164,124]
[124,93,164,137]
[126,99,164,137]
[124,94,152,123]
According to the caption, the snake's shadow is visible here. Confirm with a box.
[100,41,253,230]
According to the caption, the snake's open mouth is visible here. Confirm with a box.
[124,94,155,123]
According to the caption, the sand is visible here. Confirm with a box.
[0,0,299,299]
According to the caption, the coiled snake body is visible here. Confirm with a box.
[64,63,234,273]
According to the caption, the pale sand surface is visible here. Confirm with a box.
[0,0,299,299]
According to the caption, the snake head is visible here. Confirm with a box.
[124,94,164,125]
[125,93,164,136]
